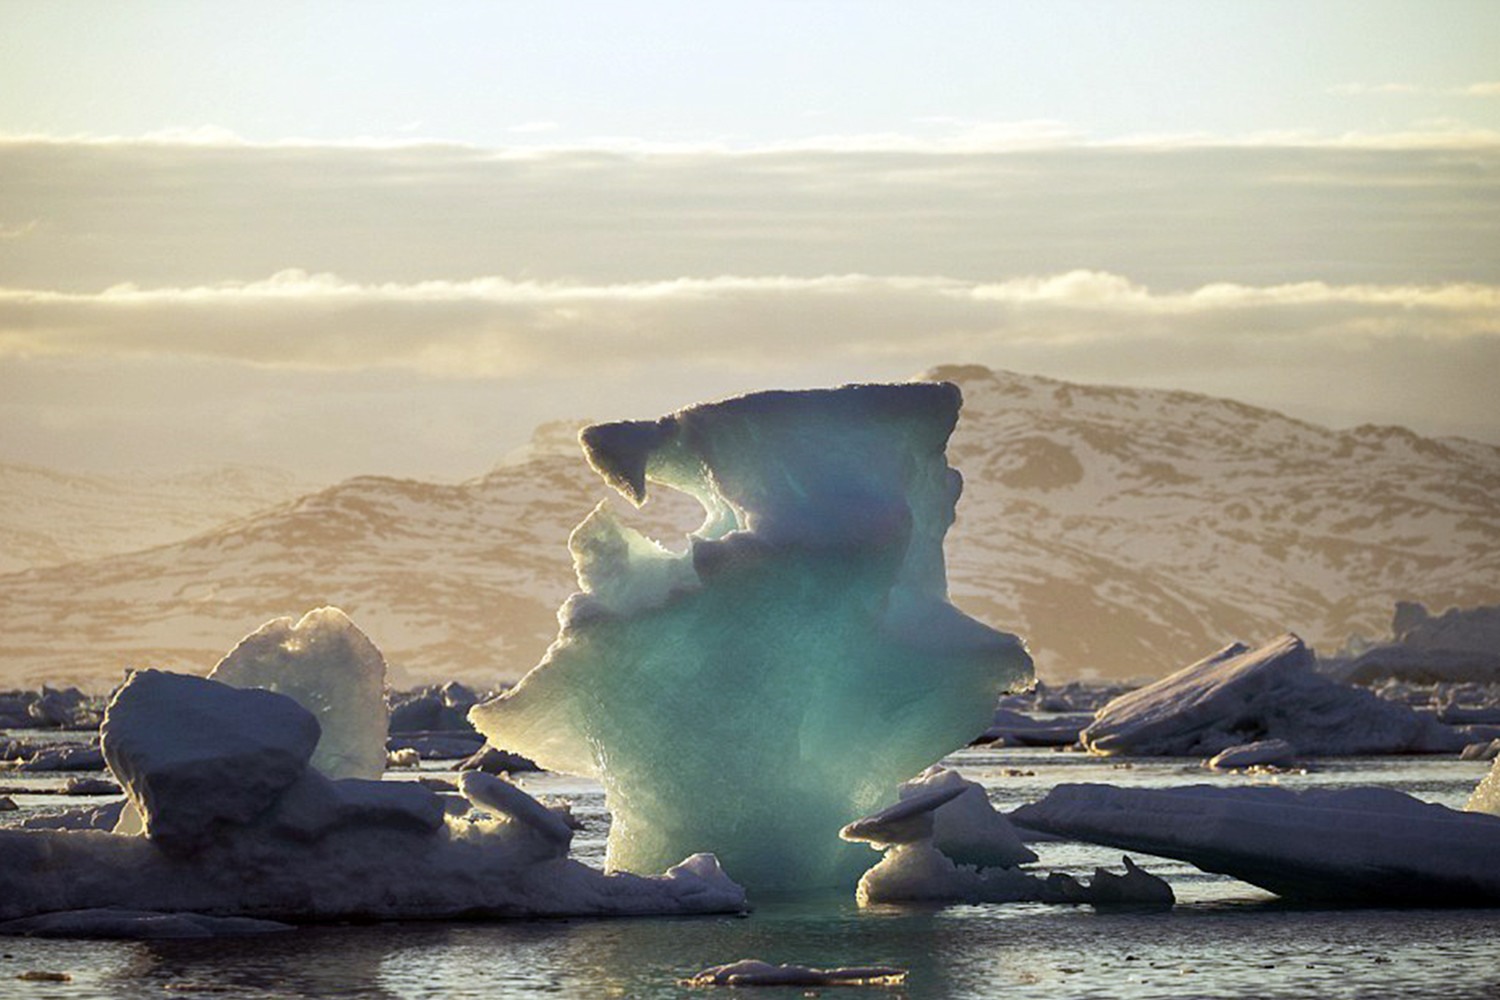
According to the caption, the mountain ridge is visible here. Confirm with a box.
[2,366,1496,689]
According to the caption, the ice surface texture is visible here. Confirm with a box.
[210,607,388,780]
[471,382,1032,891]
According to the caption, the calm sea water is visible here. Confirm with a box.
[3,745,1497,1000]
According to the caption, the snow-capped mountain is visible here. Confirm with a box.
[1,366,1496,688]
[0,463,317,574]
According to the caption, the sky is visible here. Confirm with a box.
[1,0,1497,481]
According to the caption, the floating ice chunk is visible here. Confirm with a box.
[12,744,105,772]
[101,669,320,854]
[1082,634,1463,757]
[844,768,1057,907]
[458,771,576,861]
[210,607,388,780]
[1204,738,1298,770]
[389,681,482,733]
[1041,856,1174,906]
[980,707,1090,747]
[3,670,746,924]
[471,383,1032,891]
[900,766,1036,868]
[1460,739,1500,762]
[684,960,907,987]
[1013,782,1500,903]
[853,841,1041,905]
[850,838,1168,907]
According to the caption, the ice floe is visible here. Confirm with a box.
[1012,782,1500,903]
[1081,634,1463,757]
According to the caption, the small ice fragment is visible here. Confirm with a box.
[1205,739,1297,771]
[458,771,575,852]
[683,959,907,986]
[1043,856,1174,906]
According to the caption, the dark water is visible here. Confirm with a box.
[3,748,1498,999]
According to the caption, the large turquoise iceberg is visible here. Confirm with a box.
[470,382,1032,891]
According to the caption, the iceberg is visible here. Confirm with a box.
[471,382,1032,891]
[1080,634,1463,757]
[209,607,388,780]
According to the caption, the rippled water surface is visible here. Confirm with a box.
[4,747,1497,999]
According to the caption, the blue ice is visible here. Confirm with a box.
[471,382,1032,891]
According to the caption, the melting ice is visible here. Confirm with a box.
[471,382,1032,891]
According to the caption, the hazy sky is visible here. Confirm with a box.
[1,1,1497,480]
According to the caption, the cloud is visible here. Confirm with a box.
[2,139,1496,296]
[1,269,1494,379]
[506,121,562,134]
[1330,81,1500,98]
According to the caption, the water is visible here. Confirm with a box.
[3,746,1497,999]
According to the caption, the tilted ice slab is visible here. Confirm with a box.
[209,607,389,780]
[1,670,744,924]
[1080,634,1463,757]
[1011,783,1500,903]
[471,383,1032,891]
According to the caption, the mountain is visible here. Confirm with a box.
[1,366,1497,689]
[0,463,316,574]
[934,365,1500,681]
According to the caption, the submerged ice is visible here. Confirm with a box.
[471,382,1032,891]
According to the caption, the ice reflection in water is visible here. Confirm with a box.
[3,749,1497,999]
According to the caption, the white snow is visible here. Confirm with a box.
[1081,634,1464,757]
[1012,782,1500,903]
[209,607,389,780]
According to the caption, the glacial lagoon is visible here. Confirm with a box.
[4,745,1495,1000]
